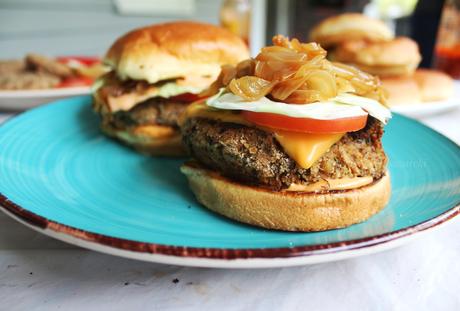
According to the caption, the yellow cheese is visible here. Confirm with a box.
[273,130,344,169]
[183,102,344,169]
[107,86,160,112]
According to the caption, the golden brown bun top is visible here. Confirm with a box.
[335,37,421,68]
[413,69,454,101]
[105,21,250,84]
[309,13,394,47]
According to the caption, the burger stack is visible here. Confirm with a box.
[309,13,454,106]
[93,20,393,232]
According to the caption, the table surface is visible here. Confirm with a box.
[0,105,460,311]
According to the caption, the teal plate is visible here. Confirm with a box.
[0,96,459,268]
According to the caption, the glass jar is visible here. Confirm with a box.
[434,0,460,79]
[220,0,251,46]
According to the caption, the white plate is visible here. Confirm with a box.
[0,87,91,111]
[391,81,460,118]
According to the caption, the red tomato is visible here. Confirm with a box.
[241,111,368,133]
[56,77,94,88]
[56,56,100,66]
[170,93,203,103]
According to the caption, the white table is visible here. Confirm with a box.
[0,108,459,311]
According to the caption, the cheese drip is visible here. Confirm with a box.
[183,103,345,169]
[273,131,344,169]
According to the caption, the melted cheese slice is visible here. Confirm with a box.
[107,86,161,112]
[183,102,346,169]
[102,83,204,113]
[273,131,344,169]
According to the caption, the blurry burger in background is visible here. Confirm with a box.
[93,21,249,156]
[309,13,421,78]
[180,35,392,232]
[310,13,453,108]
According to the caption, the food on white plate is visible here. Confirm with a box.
[92,21,249,156]
[333,37,422,78]
[309,13,394,48]
[310,13,422,79]
[382,69,454,106]
[180,35,392,232]
[412,69,454,102]
[0,54,104,90]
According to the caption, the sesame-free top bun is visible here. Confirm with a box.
[309,13,394,48]
[413,69,454,101]
[334,37,422,77]
[104,21,250,84]
[181,163,391,232]
[381,76,421,106]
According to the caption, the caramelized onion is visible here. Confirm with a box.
[236,59,255,78]
[285,90,322,104]
[228,76,275,101]
[204,35,386,105]
[303,70,337,100]
[271,76,308,100]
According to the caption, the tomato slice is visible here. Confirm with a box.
[56,56,100,66]
[56,77,94,88]
[241,111,368,133]
[169,93,204,103]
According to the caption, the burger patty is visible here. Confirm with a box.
[110,97,188,129]
[182,117,387,191]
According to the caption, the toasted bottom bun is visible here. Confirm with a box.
[101,122,185,156]
[181,163,391,232]
[381,76,421,106]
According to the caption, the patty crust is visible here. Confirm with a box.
[107,97,188,130]
[182,117,387,191]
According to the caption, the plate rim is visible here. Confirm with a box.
[0,96,459,262]
[0,86,91,98]
[1,192,458,260]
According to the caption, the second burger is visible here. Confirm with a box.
[93,21,249,156]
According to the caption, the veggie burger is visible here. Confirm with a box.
[93,21,249,156]
[180,35,392,232]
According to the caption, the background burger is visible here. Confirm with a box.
[93,21,249,156]
[180,35,392,232]
[309,13,454,107]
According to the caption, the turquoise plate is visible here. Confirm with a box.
[0,96,459,268]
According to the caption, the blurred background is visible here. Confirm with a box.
[0,0,455,69]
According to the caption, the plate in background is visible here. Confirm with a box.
[0,96,459,268]
[0,87,91,111]
[391,81,460,118]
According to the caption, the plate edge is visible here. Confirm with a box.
[1,192,459,260]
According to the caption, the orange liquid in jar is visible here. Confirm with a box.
[435,45,460,79]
